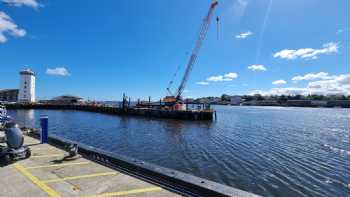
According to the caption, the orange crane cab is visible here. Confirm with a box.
[163,96,177,103]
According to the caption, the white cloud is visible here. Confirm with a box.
[251,74,350,96]
[207,75,222,82]
[248,64,267,72]
[46,67,70,76]
[231,0,249,18]
[272,80,287,85]
[292,72,331,81]
[237,0,249,7]
[273,42,339,60]
[235,31,253,39]
[337,28,348,34]
[0,12,26,43]
[207,75,226,82]
[196,81,209,85]
[224,72,238,79]
[2,0,40,9]
[201,72,238,85]
[305,75,350,95]
[250,88,307,96]
[338,75,350,85]
[206,72,238,82]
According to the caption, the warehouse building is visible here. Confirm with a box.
[0,89,19,102]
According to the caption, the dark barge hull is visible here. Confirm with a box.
[5,103,214,121]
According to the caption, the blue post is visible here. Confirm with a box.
[40,115,48,144]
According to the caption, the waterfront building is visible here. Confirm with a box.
[18,69,36,103]
[241,100,279,106]
[196,98,210,104]
[286,100,312,107]
[50,95,83,104]
[0,89,19,102]
[311,100,328,107]
[327,100,350,108]
[184,98,195,103]
[230,96,242,105]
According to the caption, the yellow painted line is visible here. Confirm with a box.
[84,187,162,197]
[26,161,90,169]
[43,172,118,183]
[14,164,61,197]
[31,154,65,158]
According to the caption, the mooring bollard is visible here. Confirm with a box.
[40,115,48,144]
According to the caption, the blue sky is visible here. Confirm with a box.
[0,0,349,100]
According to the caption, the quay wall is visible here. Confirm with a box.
[5,103,214,121]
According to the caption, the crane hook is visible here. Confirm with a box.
[216,16,220,40]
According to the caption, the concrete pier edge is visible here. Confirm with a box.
[28,133,258,197]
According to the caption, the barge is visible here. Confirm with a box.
[5,103,215,121]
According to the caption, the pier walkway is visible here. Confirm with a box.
[0,136,179,197]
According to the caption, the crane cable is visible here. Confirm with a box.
[166,63,182,96]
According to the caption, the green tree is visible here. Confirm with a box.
[221,94,231,102]
[254,94,265,101]
[277,95,288,104]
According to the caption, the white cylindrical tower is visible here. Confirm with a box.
[18,69,36,103]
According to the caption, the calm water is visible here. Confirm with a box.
[8,106,350,196]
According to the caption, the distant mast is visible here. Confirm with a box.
[18,69,36,103]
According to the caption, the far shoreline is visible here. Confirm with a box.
[209,103,350,109]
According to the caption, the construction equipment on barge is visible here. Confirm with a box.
[163,0,219,110]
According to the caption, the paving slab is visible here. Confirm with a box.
[0,135,180,197]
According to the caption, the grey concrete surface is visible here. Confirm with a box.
[0,135,180,197]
